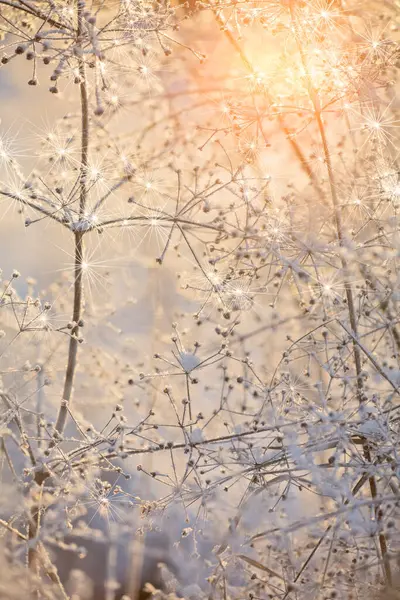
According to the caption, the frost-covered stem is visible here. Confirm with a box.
[54,0,89,436]
[0,0,68,30]
[0,191,71,227]
[28,2,90,575]
[28,483,43,577]
[314,85,392,589]
[314,111,363,388]
[54,233,84,435]
[289,3,392,585]
[77,3,89,219]
[290,14,362,380]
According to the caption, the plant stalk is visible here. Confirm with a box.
[289,3,392,585]
[29,1,90,578]
[54,0,89,437]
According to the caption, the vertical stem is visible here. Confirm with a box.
[36,365,44,449]
[54,232,84,435]
[314,109,363,394]
[289,3,392,585]
[29,1,90,578]
[28,484,44,575]
[54,0,89,436]
[316,111,391,584]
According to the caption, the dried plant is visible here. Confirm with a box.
[1,0,400,599]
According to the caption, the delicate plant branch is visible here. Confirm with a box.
[53,0,88,438]
[0,0,70,30]
[289,5,392,584]
[0,0,399,598]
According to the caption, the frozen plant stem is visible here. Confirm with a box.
[54,232,84,435]
[289,4,392,586]
[314,109,363,386]
[29,0,89,572]
[54,0,89,437]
